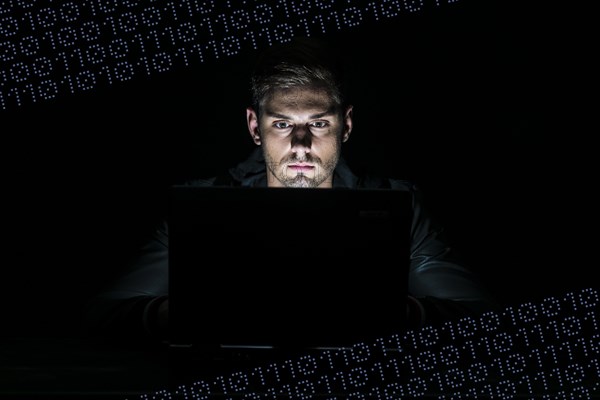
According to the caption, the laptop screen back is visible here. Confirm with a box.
[168,186,412,350]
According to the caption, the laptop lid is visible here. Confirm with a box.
[168,186,412,351]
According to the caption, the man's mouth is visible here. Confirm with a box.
[288,164,315,172]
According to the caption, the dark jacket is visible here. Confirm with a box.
[84,149,498,341]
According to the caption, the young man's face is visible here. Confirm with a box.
[247,87,353,188]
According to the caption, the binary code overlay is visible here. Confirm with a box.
[131,288,600,399]
[0,0,458,110]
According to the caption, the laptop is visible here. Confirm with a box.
[167,186,412,358]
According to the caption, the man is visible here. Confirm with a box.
[85,37,498,343]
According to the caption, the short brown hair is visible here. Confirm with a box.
[250,37,346,116]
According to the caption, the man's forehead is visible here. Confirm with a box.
[264,87,335,113]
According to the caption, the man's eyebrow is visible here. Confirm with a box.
[264,109,336,119]
[265,111,292,119]
[309,110,336,119]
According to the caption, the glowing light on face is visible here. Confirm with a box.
[259,88,346,188]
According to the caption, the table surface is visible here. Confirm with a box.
[3,333,600,399]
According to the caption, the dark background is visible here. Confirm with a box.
[2,0,591,337]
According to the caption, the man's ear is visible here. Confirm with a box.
[342,105,353,143]
[246,107,261,145]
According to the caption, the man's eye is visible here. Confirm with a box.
[274,122,291,129]
[311,121,328,128]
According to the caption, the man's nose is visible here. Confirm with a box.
[291,125,312,153]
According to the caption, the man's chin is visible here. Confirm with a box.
[286,181,313,188]
[282,174,317,188]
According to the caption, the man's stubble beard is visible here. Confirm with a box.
[263,142,341,188]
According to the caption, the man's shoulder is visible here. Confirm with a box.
[180,176,229,187]
[357,174,416,192]
[182,167,264,187]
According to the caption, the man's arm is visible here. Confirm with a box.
[83,220,170,342]
[83,178,220,342]
[394,181,501,327]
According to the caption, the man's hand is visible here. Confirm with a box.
[157,298,169,334]
[406,295,426,329]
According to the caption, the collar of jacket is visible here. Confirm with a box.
[227,147,360,188]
